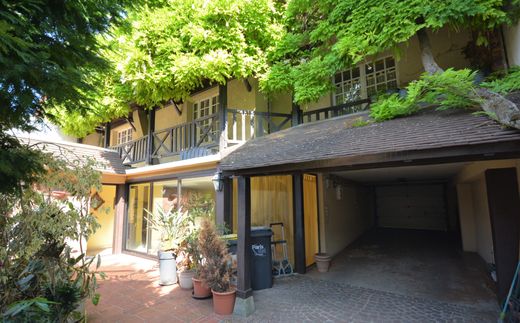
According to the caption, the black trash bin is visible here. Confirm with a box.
[251,226,273,290]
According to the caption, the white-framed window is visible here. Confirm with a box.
[192,94,219,144]
[333,56,398,105]
[116,128,133,145]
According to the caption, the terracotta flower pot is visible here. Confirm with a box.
[192,277,211,298]
[211,289,236,315]
[314,253,332,273]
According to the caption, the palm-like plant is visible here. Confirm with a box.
[144,206,193,253]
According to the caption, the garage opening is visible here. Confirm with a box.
[307,162,517,311]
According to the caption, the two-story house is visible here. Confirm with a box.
[67,24,520,315]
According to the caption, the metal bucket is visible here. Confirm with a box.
[158,251,177,285]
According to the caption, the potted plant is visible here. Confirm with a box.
[314,253,332,272]
[176,230,198,289]
[145,206,189,286]
[198,218,235,315]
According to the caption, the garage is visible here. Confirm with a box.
[375,183,447,231]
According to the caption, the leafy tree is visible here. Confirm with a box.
[49,0,285,137]
[0,0,138,194]
[261,0,520,104]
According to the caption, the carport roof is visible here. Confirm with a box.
[220,108,520,174]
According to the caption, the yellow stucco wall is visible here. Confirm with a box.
[318,174,373,257]
[87,185,116,254]
[83,132,103,147]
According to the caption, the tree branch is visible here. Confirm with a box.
[417,28,444,75]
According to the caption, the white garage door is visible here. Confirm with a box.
[376,184,447,231]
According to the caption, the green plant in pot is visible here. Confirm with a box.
[145,206,189,286]
[198,218,235,315]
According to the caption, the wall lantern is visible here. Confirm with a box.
[212,171,224,192]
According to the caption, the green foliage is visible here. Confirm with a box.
[0,0,138,132]
[0,145,103,321]
[51,0,284,137]
[482,67,520,94]
[145,206,192,253]
[262,0,520,104]
[197,218,232,293]
[349,118,371,128]
[370,69,481,121]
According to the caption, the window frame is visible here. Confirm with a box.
[116,127,133,145]
[332,55,399,106]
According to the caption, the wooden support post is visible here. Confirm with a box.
[104,122,111,148]
[291,102,302,126]
[236,175,252,299]
[292,173,306,274]
[146,107,156,165]
[219,84,228,149]
[216,176,233,230]
[112,184,127,254]
[234,175,254,316]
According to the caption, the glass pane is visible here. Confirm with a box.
[334,73,342,84]
[126,183,151,254]
[366,75,375,86]
[387,80,398,89]
[150,180,179,255]
[386,56,395,68]
[387,69,396,81]
[376,73,385,83]
[375,59,385,72]
[180,177,216,222]
[352,67,360,79]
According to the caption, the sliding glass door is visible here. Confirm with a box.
[124,176,215,256]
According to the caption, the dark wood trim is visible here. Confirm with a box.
[146,107,156,165]
[113,184,127,254]
[236,176,252,299]
[222,141,520,177]
[292,173,306,274]
[216,176,233,230]
[104,122,111,148]
[485,168,520,302]
[219,84,227,133]
[291,102,302,126]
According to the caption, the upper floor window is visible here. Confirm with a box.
[334,56,397,105]
[193,94,219,144]
[116,128,133,145]
[193,95,219,120]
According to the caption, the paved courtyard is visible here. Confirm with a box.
[87,253,499,322]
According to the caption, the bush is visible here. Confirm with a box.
[0,143,103,321]
[197,218,232,293]
[482,67,520,94]
[370,68,481,121]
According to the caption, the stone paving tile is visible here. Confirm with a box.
[87,255,499,322]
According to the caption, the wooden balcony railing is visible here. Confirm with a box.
[302,98,370,123]
[110,135,148,165]
[152,113,220,159]
[110,101,370,165]
[226,109,292,144]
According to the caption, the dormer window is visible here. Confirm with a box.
[333,56,398,105]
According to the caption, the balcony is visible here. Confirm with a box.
[109,99,370,166]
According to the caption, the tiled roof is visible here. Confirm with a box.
[220,108,520,171]
[19,138,126,174]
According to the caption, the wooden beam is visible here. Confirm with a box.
[216,176,233,230]
[291,102,302,126]
[292,173,306,274]
[146,107,156,165]
[112,184,127,254]
[104,122,111,148]
[236,176,252,299]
